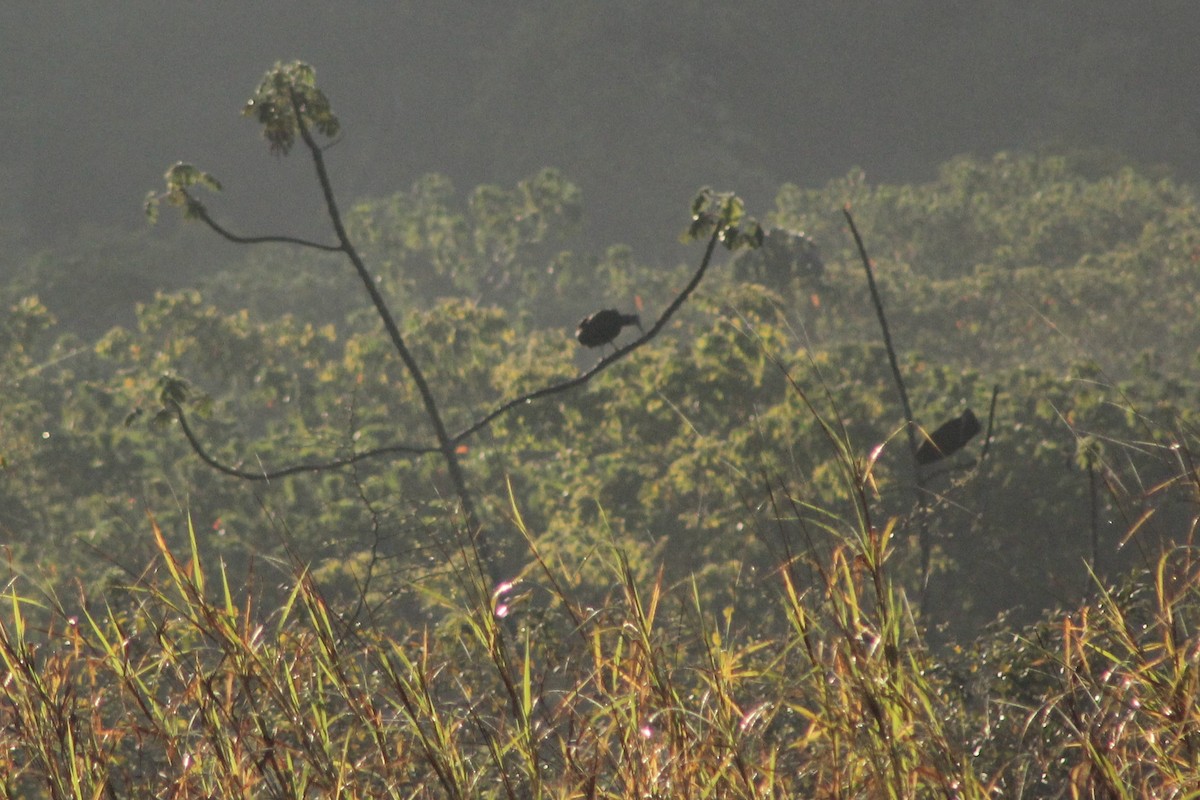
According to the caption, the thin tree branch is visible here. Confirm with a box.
[289,89,451,457]
[171,402,437,481]
[187,200,344,252]
[165,71,733,596]
[453,226,723,443]
[980,384,1000,462]
[168,226,724,489]
[287,88,498,589]
[843,207,934,608]
[843,207,917,454]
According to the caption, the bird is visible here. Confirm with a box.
[915,408,982,465]
[575,309,642,349]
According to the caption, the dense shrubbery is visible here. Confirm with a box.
[3,63,1200,796]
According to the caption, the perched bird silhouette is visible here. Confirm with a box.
[915,408,982,465]
[575,309,642,349]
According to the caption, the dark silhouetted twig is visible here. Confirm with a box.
[843,207,934,606]
[170,402,438,481]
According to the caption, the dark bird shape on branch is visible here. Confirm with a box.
[915,408,982,465]
[575,309,642,348]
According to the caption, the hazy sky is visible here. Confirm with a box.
[4,3,1198,260]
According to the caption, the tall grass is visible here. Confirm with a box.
[4,398,1200,798]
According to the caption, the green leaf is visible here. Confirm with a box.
[685,213,720,243]
[144,190,160,223]
[242,60,339,155]
[146,162,222,224]
[746,221,765,249]
[157,374,190,407]
[720,225,740,250]
[718,194,744,228]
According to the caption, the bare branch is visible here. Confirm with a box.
[844,207,934,609]
[843,207,917,455]
[452,226,723,443]
[171,402,437,482]
[286,87,497,588]
[158,64,742,595]
[167,225,725,486]
[187,198,344,252]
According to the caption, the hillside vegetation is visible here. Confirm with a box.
[3,63,1200,797]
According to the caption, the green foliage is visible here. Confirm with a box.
[685,187,765,251]
[8,144,1200,625]
[144,162,223,223]
[9,72,1200,791]
[6,441,1200,795]
[768,152,1200,375]
[242,60,340,155]
[343,168,587,321]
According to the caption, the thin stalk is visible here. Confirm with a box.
[842,208,933,608]
[187,203,343,252]
[288,89,497,589]
[453,227,722,442]
[164,75,732,599]
[842,208,917,452]
[171,408,438,480]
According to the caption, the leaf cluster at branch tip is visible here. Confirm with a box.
[684,187,764,251]
[144,162,222,224]
[242,60,340,156]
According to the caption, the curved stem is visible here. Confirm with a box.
[843,208,933,607]
[172,403,437,481]
[171,228,724,493]
[188,202,343,252]
[288,89,497,586]
[843,208,917,452]
[171,86,733,594]
[453,227,722,442]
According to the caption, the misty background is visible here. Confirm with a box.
[2,0,1200,667]
[4,2,1198,293]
